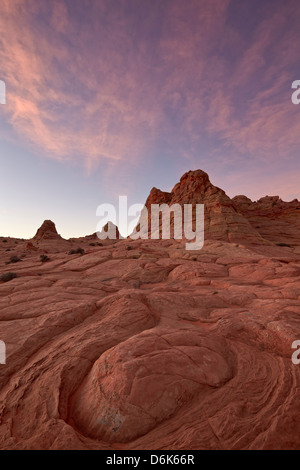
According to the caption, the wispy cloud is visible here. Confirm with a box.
[0,0,164,167]
[0,0,299,197]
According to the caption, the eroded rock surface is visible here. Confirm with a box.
[0,171,299,450]
[144,170,268,244]
[233,195,300,247]
[0,235,299,450]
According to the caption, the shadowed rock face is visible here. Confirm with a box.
[0,170,299,450]
[233,195,300,246]
[101,222,122,239]
[33,220,61,241]
[144,170,268,244]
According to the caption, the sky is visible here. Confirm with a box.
[0,0,300,238]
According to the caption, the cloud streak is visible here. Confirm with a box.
[0,0,299,197]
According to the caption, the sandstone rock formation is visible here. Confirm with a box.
[233,195,300,246]
[33,220,62,241]
[143,170,268,244]
[99,221,122,240]
[0,170,299,450]
[69,223,122,244]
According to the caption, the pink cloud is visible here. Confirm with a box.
[0,0,299,201]
[0,1,165,168]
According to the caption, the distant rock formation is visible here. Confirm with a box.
[68,232,99,243]
[232,195,300,246]
[83,233,99,241]
[97,221,122,240]
[28,172,300,248]
[143,169,268,244]
[33,220,62,241]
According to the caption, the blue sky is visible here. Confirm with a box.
[1,0,300,238]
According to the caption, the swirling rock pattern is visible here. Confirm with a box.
[0,236,299,450]
[0,169,299,450]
